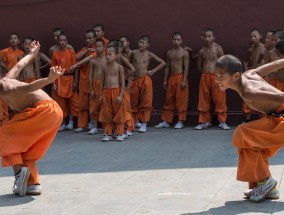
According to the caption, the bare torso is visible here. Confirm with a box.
[131,50,151,78]
[121,49,132,60]
[18,54,37,80]
[102,62,123,88]
[200,44,223,72]
[240,71,284,113]
[247,43,265,69]
[0,77,51,111]
[90,56,107,80]
[168,47,186,75]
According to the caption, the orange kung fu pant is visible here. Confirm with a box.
[233,104,284,189]
[130,75,153,124]
[161,73,189,123]
[78,77,90,128]
[124,88,134,132]
[0,100,63,185]
[197,72,227,123]
[89,80,101,121]
[99,88,126,135]
[52,91,79,118]
[0,98,9,127]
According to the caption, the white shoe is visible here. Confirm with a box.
[58,124,67,132]
[194,122,212,130]
[102,135,113,142]
[66,121,74,130]
[74,128,87,133]
[122,134,128,139]
[88,128,98,135]
[135,122,142,128]
[126,131,133,136]
[14,184,42,196]
[117,135,124,142]
[250,177,277,203]
[155,121,170,128]
[244,188,280,199]
[218,122,231,130]
[174,121,184,129]
[88,123,94,130]
[12,167,30,197]
[138,123,147,133]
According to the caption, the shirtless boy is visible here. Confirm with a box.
[88,39,106,135]
[243,29,266,122]
[18,37,40,83]
[214,44,284,202]
[99,45,125,142]
[130,35,166,133]
[155,32,189,129]
[195,28,230,130]
[0,41,63,196]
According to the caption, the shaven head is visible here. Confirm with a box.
[120,36,130,49]
[172,32,183,39]
[106,44,118,54]
[94,24,105,39]
[95,38,105,47]
[272,30,284,41]
[215,55,242,75]
[275,40,284,57]
[107,39,119,48]
[22,37,34,53]
[140,35,150,44]
[53,27,64,41]
[95,39,105,55]
[9,33,20,46]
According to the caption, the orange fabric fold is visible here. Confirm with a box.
[99,88,126,135]
[130,75,153,123]
[197,72,227,123]
[0,100,63,185]
[89,80,101,121]
[233,105,284,183]
[0,47,23,69]
[161,73,189,123]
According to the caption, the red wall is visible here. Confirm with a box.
[0,0,283,124]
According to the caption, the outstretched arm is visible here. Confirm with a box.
[70,55,94,71]
[6,41,40,79]
[9,66,64,95]
[254,59,284,77]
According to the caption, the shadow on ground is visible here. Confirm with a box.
[0,127,284,177]
[181,200,284,215]
[0,194,34,207]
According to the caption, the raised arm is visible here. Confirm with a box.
[254,59,284,77]
[6,41,40,79]
[148,52,166,76]
[9,66,64,95]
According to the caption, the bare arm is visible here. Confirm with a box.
[89,61,94,92]
[197,50,203,72]
[100,67,105,102]
[71,55,94,70]
[7,66,64,95]
[148,52,166,75]
[163,52,170,89]
[39,52,51,70]
[119,66,125,97]
[120,55,135,76]
[217,46,224,58]
[6,41,40,79]
[254,59,284,77]
[183,51,190,81]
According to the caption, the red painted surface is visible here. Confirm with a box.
[0,0,283,124]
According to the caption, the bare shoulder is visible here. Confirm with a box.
[67,44,74,50]
[183,49,189,57]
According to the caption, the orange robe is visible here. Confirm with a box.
[89,80,101,121]
[269,79,284,92]
[0,47,23,125]
[51,49,79,118]
[0,100,62,185]
[197,72,227,123]
[233,104,284,186]
[0,47,23,69]
[161,73,189,123]
[77,47,93,128]
[99,88,126,135]
[130,75,153,124]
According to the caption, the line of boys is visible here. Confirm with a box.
[1,25,283,142]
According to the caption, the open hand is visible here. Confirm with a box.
[48,66,65,82]
[116,95,123,104]
[30,41,40,55]
[147,70,154,76]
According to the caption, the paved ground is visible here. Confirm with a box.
[1,127,284,215]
